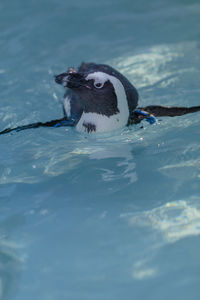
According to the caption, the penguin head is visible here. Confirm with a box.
[55,63,139,132]
[55,68,128,117]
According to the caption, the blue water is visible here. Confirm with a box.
[1,0,200,299]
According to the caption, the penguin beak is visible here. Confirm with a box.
[55,72,69,86]
[55,72,91,89]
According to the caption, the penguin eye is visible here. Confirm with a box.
[94,82,103,89]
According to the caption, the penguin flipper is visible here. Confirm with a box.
[0,117,75,135]
[129,105,200,125]
[137,105,200,117]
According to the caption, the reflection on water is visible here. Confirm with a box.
[113,44,179,88]
[0,127,143,185]
[121,197,200,281]
[73,138,138,183]
[122,197,200,243]
[112,41,199,91]
[159,159,200,180]
[131,260,157,280]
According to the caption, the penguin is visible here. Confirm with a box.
[55,62,139,133]
[1,62,200,135]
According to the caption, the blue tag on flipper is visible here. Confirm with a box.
[134,109,157,124]
[146,114,157,124]
[54,123,61,128]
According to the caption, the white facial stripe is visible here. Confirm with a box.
[86,72,108,86]
[61,75,69,87]
[85,71,129,125]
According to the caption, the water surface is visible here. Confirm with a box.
[0,0,200,299]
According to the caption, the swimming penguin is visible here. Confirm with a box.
[1,62,200,135]
[55,62,139,133]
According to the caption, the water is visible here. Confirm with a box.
[0,0,200,299]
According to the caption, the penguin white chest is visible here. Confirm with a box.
[76,111,128,133]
